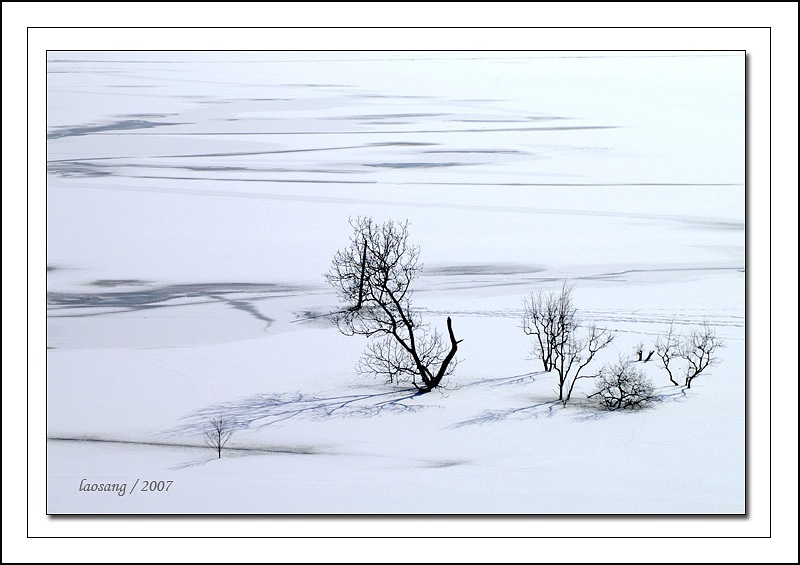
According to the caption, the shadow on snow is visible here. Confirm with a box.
[450,381,693,428]
[172,388,428,437]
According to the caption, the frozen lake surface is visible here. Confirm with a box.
[46,52,744,514]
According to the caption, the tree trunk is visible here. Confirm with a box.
[416,362,433,390]
[355,240,367,309]
[423,317,461,392]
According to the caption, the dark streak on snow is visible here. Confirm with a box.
[364,162,472,169]
[47,436,325,456]
[325,113,448,120]
[90,279,152,288]
[47,282,308,313]
[48,141,438,164]
[47,161,367,178]
[84,125,619,136]
[423,460,470,469]
[117,113,178,119]
[424,264,546,277]
[121,175,377,185]
[209,296,275,326]
[452,117,567,123]
[421,149,529,155]
[47,119,185,139]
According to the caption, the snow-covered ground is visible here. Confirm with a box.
[46,51,744,514]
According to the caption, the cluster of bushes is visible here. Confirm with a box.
[522,283,724,410]
[326,217,724,411]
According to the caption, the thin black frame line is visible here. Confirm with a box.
[36,50,746,517]
[44,49,745,53]
[743,53,751,523]
[767,26,772,540]
[36,46,747,518]
[32,535,773,539]
[34,45,755,536]
[27,22,32,544]
[29,26,772,30]
[47,512,745,518]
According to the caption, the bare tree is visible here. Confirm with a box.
[632,341,655,363]
[655,323,681,385]
[656,322,724,388]
[633,341,644,362]
[680,323,724,389]
[589,358,657,410]
[325,217,461,393]
[203,417,236,458]
[522,283,614,403]
[522,282,577,372]
[558,322,615,404]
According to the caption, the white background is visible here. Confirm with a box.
[3,2,797,563]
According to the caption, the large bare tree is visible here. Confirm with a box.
[522,283,577,372]
[655,322,682,386]
[558,322,615,403]
[655,322,724,389]
[522,283,614,403]
[680,323,724,389]
[326,217,461,393]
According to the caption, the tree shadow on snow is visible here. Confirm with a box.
[170,388,428,438]
[450,380,692,428]
[458,370,543,390]
[449,398,564,428]
[167,443,328,470]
